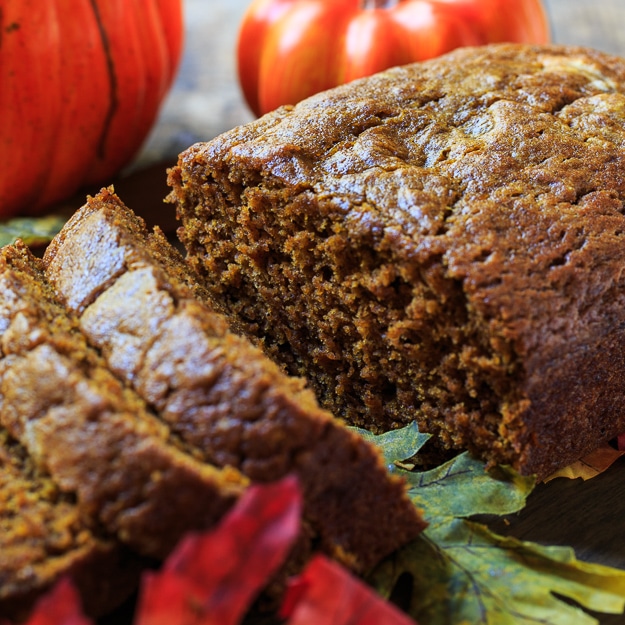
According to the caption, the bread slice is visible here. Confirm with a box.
[43,188,425,575]
[168,43,625,478]
[0,242,247,561]
[0,428,144,622]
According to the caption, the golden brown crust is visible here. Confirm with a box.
[169,43,625,478]
[43,188,425,574]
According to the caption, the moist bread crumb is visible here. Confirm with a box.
[168,43,625,478]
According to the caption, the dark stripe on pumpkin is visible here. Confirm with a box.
[89,0,118,161]
[0,9,21,50]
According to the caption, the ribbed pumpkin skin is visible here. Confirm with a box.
[237,0,550,117]
[0,0,183,217]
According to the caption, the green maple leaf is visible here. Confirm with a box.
[0,215,67,247]
[355,422,431,474]
[358,425,625,625]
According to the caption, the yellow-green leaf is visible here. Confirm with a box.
[0,215,67,247]
[352,422,430,474]
[405,452,535,519]
[362,424,625,624]
[373,519,625,625]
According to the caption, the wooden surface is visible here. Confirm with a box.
[108,1,625,623]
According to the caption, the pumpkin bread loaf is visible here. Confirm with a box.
[0,241,247,562]
[42,188,425,576]
[0,428,144,622]
[169,43,625,479]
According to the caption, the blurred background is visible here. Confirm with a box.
[135,0,625,170]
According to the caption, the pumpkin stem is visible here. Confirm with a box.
[362,0,399,8]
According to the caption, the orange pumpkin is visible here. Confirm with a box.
[237,0,550,117]
[0,0,183,217]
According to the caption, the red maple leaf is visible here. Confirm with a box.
[8,474,415,625]
[11,577,93,625]
[134,474,303,625]
[281,554,418,625]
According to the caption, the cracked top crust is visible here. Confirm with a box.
[185,43,625,360]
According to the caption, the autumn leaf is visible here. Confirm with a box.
[281,554,417,625]
[11,473,417,625]
[135,475,302,625]
[355,426,535,518]
[363,427,625,625]
[0,215,67,247]
[545,445,625,483]
[403,452,535,519]
[9,577,93,625]
[375,520,625,625]
[354,422,431,474]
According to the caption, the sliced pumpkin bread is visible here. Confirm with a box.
[42,188,425,575]
[0,241,247,561]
